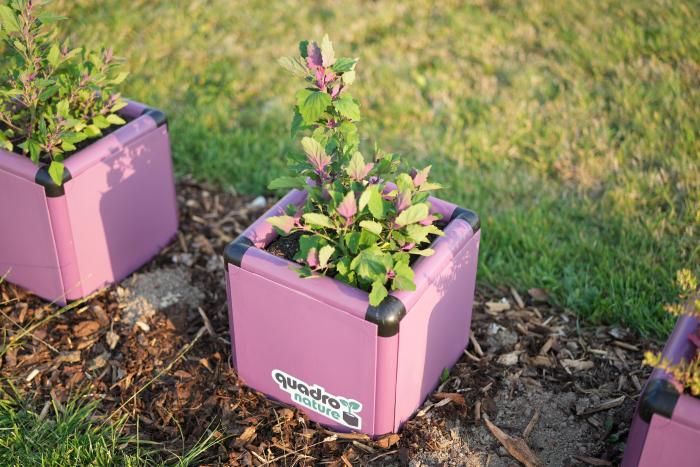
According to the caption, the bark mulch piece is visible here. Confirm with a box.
[0,178,659,466]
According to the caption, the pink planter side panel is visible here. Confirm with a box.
[638,413,700,467]
[228,263,378,433]
[0,168,64,300]
[394,230,481,430]
[63,126,178,299]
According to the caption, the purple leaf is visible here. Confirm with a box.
[412,166,431,187]
[307,247,319,268]
[419,213,437,226]
[337,191,357,222]
[395,191,411,213]
[402,242,416,251]
[301,137,332,175]
[306,41,323,68]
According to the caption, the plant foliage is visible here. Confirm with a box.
[644,269,700,396]
[0,0,128,185]
[268,36,444,306]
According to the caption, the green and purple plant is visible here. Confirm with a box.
[0,0,128,185]
[268,36,444,306]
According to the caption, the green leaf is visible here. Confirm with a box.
[0,6,20,33]
[318,245,335,269]
[84,125,102,137]
[352,247,391,283]
[392,262,416,291]
[290,109,306,137]
[406,224,443,244]
[297,89,331,124]
[419,182,443,192]
[278,56,308,77]
[106,114,126,125]
[396,173,415,193]
[359,220,382,236]
[92,115,111,129]
[408,248,435,257]
[299,40,309,58]
[111,71,129,85]
[367,186,386,220]
[48,161,65,186]
[56,99,70,117]
[395,203,430,227]
[440,367,450,384]
[47,44,61,68]
[369,281,388,307]
[303,213,333,229]
[61,142,76,152]
[0,131,12,151]
[295,235,324,262]
[342,70,356,85]
[331,57,357,73]
[333,95,361,121]
[320,34,336,67]
[268,176,306,190]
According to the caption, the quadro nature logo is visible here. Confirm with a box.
[272,369,362,430]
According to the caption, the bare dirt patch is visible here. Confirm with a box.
[0,178,658,465]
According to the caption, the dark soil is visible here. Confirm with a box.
[266,231,303,262]
[0,178,659,466]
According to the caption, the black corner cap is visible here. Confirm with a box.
[365,295,407,337]
[450,207,480,232]
[639,378,680,423]
[223,236,253,268]
[35,166,72,197]
[141,107,167,126]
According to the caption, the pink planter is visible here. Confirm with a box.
[224,189,480,436]
[622,315,700,466]
[0,101,178,304]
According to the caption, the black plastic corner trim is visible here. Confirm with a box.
[223,236,253,268]
[639,378,680,423]
[35,166,72,197]
[141,107,167,126]
[450,207,480,232]
[365,295,407,337]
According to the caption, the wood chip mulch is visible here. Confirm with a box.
[0,178,659,466]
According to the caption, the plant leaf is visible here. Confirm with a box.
[359,220,382,236]
[331,57,357,73]
[318,245,335,269]
[106,114,126,125]
[48,161,65,186]
[369,281,388,307]
[268,176,306,190]
[303,213,333,229]
[368,186,385,220]
[298,90,331,124]
[0,5,20,33]
[320,34,336,67]
[395,203,429,227]
[267,215,296,235]
[333,95,361,121]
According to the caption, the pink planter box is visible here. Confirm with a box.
[224,189,481,436]
[622,315,700,467]
[0,101,178,304]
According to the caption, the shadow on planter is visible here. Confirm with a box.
[0,101,178,304]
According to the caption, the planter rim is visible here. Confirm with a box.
[639,314,700,425]
[224,189,480,337]
[0,99,166,197]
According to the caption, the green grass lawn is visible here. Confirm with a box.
[54,0,699,336]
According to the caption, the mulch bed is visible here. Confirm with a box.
[0,178,658,466]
